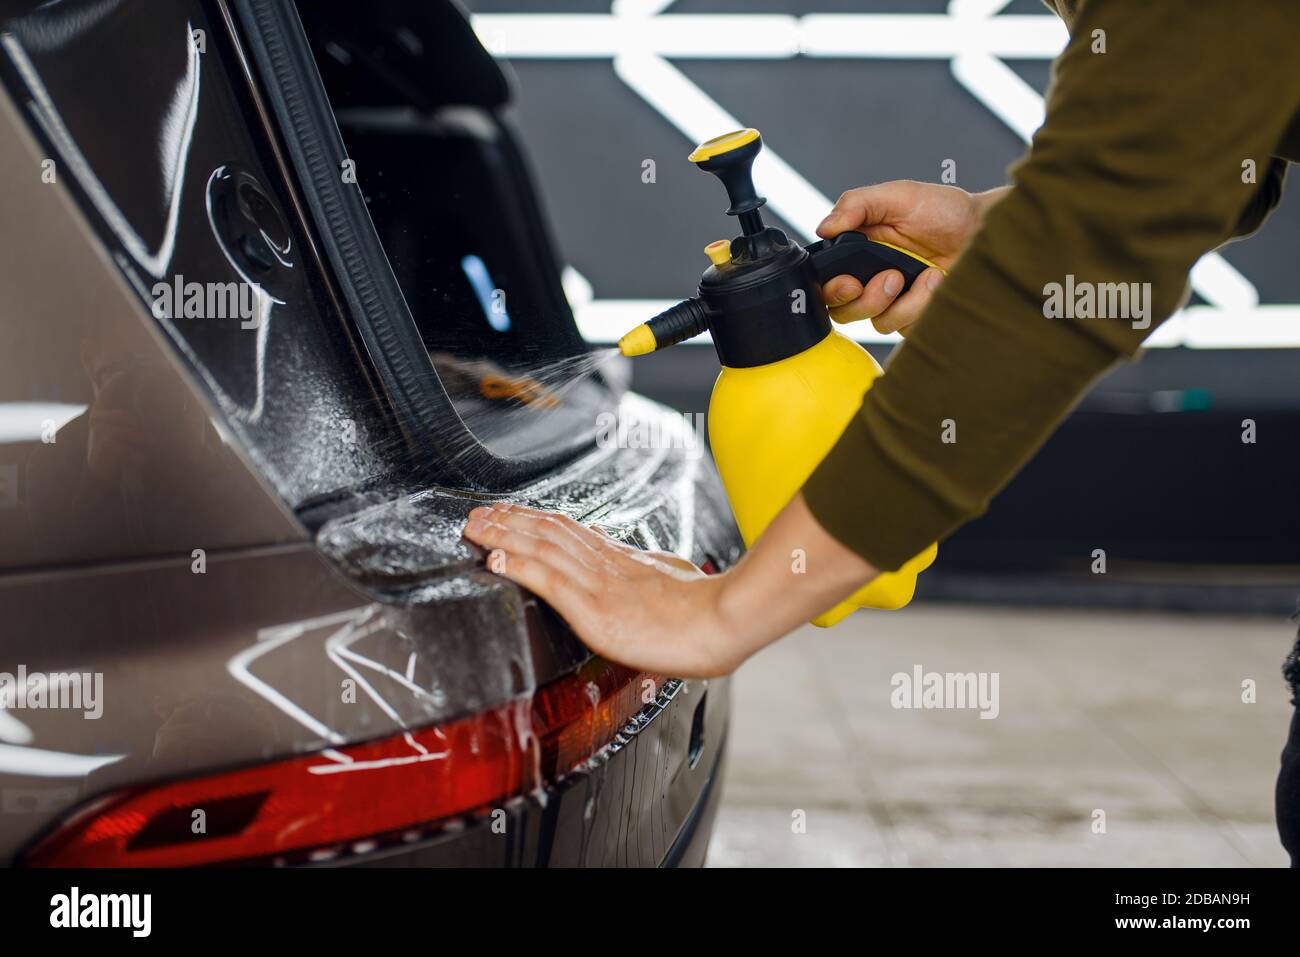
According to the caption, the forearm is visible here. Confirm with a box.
[973,185,1010,217]
[715,493,878,661]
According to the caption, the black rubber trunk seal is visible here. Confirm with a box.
[229,0,575,490]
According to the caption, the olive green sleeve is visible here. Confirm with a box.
[803,0,1300,571]
[1235,158,1286,239]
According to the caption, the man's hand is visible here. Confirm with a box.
[464,503,738,677]
[817,181,1007,335]
[463,495,878,678]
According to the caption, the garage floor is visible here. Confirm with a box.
[707,603,1295,867]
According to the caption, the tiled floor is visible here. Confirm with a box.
[707,603,1296,867]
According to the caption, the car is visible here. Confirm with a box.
[0,0,740,867]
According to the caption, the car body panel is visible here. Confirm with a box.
[0,0,741,866]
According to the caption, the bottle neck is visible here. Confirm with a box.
[699,247,831,369]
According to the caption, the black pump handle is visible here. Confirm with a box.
[806,231,931,293]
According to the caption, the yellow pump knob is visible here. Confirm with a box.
[688,128,760,163]
[704,239,732,267]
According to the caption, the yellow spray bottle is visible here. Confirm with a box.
[618,129,938,626]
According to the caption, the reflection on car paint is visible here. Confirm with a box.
[0,743,124,778]
[0,403,86,445]
[0,24,199,277]
[230,603,547,799]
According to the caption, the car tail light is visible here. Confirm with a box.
[25,660,664,867]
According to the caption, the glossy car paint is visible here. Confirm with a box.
[0,0,740,865]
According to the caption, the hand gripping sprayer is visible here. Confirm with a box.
[617,129,938,625]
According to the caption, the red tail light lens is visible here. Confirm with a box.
[26,661,665,867]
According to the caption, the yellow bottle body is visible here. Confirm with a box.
[708,329,937,627]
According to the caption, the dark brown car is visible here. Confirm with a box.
[0,0,738,867]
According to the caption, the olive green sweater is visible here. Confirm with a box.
[803,0,1300,571]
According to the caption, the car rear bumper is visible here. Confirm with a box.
[660,731,727,868]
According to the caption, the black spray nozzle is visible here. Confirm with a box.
[618,297,709,357]
[689,129,766,236]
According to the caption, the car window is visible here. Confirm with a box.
[298,1,622,473]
